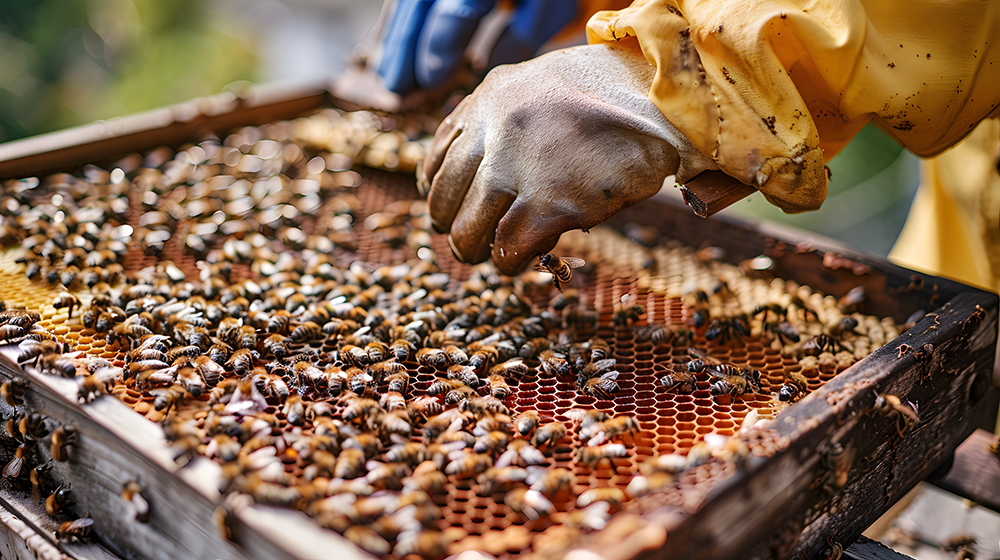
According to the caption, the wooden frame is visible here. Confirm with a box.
[0,84,994,560]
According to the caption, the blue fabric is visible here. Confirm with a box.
[378,0,577,94]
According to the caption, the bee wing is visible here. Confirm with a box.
[561,257,586,269]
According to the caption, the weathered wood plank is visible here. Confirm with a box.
[678,171,758,218]
[927,428,1000,512]
[618,291,998,560]
[844,536,915,560]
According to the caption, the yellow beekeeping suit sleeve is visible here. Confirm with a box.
[586,0,1000,215]
[890,119,1000,291]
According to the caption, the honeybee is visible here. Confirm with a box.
[705,316,750,345]
[589,338,611,362]
[801,334,843,356]
[483,374,510,400]
[263,334,290,359]
[53,293,80,318]
[764,321,801,345]
[18,413,49,441]
[345,525,391,556]
[582,370,620,399]
[872,393,919,436]
[444,385,475,406]
[661,369,696,394]
[612,304,645,326]
[365,340,389,363]
[532,422,567,449]
[379,390,406,411]
[56,516,94,542]
[490,358,529,379]
[416,347,448,370]
[122,481,151,522]
[290,321,323,342]
[45,485,73,515]
[17,339,70,368]
[266,310,292,334]
[30,460,51,502]
[838,286,866,313]
[576,443,629,468]
[407,396,443,419]
[710,374,749,397]
[342,397,382,424]
[515,410,539,436]
[779,371,809,402]
[444,453,492,476]
[473,431,509,454]
[236,325,257,350]
[225,349,259,376]
[333,448,366,479]
[497,439,546,467]
[595,415,640,445]
[393,530,453,558]
[386,442,428,466]
[427,377,465,396]
[531,467,573,496]
[381,410,413,435]
[37,353,77,377]
[538,350,572,377]
[446,364,480,389]
[389,339,415,361]
[1,377,27,407]
[537,254,585,292]
[577,487,626,508]
[4,443,33,478]
[504,487,553,520]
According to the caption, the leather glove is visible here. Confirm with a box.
[378,0,577,94]
[418,43,717,274]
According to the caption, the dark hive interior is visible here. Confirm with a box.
[0,109,905,558]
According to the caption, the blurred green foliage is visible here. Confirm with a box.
[0,0,258,143]
[727,124,919,257]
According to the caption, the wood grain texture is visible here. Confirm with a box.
[844,536,915,560]
[927,428,1000,512]
[679,171,758,218]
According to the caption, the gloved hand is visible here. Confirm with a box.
[378,0,577,94]
[418,44,718,274]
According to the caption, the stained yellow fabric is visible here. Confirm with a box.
[586,0,1000,215]
[890,119,1000,291]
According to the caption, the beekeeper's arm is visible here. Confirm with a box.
[420,0,1000,275]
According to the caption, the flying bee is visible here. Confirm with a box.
[575,443,628,468]
[56,516,94,542]
[486,374,511,399]
[1,377,27,407]
[531,467,573,497]
[537,253,585,292]
[53,294,80,318]
[660,369,696,394]
[532,421,567,449]
[45,486,73,515]
[50,425,77,462]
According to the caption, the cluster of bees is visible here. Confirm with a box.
[0,108,911,558]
